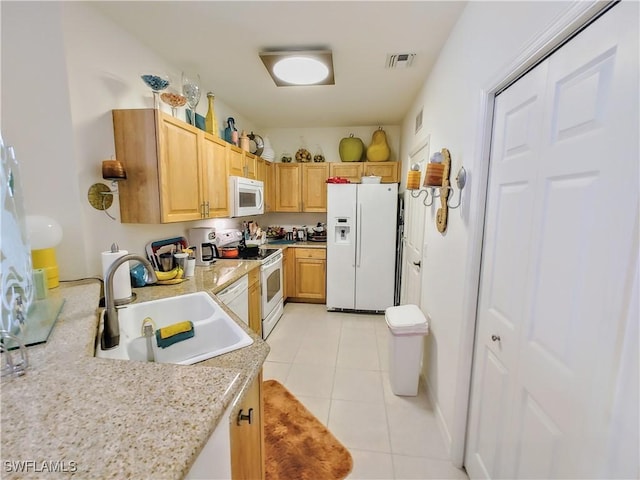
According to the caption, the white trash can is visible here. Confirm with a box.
[385,304,429,396]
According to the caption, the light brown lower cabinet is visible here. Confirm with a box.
[284,247,296,301]
[285,247,326,304]
[230,370,264,480]
[248,268,262,337]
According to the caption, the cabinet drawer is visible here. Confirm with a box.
[294,248,326,259]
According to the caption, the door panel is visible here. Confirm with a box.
[326,184,357,309]
[355,184,397,310]
[513,392,561,479]
[470,348,510,478]
[159,119,202,222]
[466,4,639,479]
[401,140,429,306]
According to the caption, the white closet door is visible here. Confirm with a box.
[465,2,639,479]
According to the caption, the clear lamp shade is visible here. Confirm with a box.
[26,215,63,250]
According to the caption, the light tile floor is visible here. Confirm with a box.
[263,303,469,480]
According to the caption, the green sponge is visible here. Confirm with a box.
[155,321,194,348]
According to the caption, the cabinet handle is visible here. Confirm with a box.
[412,261,421,268]
[205,201,210,217]
[200,202,205,218]
[491,334,501,342]
[237,408,253,425]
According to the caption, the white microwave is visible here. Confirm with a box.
[229,176,264,217]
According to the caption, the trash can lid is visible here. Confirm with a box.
[385,304,428,335]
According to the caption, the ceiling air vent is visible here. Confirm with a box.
[386,53,416,69]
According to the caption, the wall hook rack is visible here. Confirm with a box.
[87,181,119,221]
[409,148,466,233]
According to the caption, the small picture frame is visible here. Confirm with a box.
[186,110,206,131]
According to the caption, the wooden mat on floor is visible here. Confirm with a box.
[263,380,353,480]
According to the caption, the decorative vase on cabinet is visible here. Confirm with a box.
[205,92,218,137]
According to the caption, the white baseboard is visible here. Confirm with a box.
[422,373,453,459]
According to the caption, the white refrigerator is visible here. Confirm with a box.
[326,183,398,311]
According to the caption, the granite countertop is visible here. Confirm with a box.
[0,260,269,479]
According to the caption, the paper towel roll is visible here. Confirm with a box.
[101,249,132,301]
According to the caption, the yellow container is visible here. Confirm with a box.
[406,170,421,190]
[31,247,59,289]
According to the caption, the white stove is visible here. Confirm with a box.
[256,249,284,339]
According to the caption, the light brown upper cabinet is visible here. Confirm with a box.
[363,162,400,183]
[301,163,329,212]
[274,163,329,212]
[113,109,228,223]
[264,161,275,213]
[329,161,400,184]
[228,145,257,179]
[202,135,230,218]
[274,163,302,212]
[329,163,363,183]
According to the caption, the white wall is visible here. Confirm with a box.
[397,0,573,459]
[1,2,258,279]
[262,126,401,165]
[1,3,84,277]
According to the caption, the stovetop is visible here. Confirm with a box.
[237,248,279,261]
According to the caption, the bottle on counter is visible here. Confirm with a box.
[225,117,238,145]
[239,130,250,152]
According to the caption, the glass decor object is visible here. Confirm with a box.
[160,90,187,117]
[1,135,34,335]
[140,73,170,109]
[182,72,201,126]
[1,136,65,346]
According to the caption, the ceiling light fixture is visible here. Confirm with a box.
[259,50,335,86]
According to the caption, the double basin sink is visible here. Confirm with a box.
[95,292,253,365]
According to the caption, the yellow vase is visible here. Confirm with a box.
[205,92,218,137]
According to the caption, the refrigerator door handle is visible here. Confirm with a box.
[357,204,363,267]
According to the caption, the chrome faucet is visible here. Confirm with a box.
[101,254,157,350]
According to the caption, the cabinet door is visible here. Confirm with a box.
[294,248,326,301]
[113,109,162,223]
[301,164,329,212]
[264,161,274,213]
[256,157,266,183]
[364,162,399,183]
[284,248,296,300]
[202,134,229,217]
[244,152,257,179]
[248,268,262,336]
[158,116,204,222]
[329,163,363,183]
[230,371,264,480]
[228,145,245,177]
[275,164,301,212]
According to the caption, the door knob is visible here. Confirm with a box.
[491,334,501,342]
[412,261,421,268]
